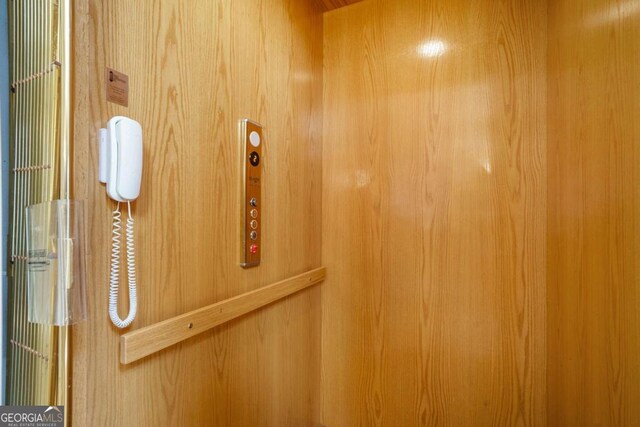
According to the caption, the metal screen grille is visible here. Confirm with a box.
[6,0,70,407]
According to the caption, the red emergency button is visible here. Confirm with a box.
[250,244,258,254]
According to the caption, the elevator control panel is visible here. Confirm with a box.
[239,119,263,268]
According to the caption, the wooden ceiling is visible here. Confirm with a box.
[317,0,363,12]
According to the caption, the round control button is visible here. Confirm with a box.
[250,220,258,229]
[249,198,257,207]
[250,231,258,240]
[250,209,258,218]
[250,131,261,147]
[249,151,260,167]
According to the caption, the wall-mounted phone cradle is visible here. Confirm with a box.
[239,119,263,268]
[99,117,143,200]
[99,116,143,329]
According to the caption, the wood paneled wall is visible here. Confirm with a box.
[547,0,640,425]
[321,0,547,425]
[66,0,640,424]
[72,0,323,425]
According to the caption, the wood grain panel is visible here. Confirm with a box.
[547,0,640,425]
[121,268,325,364]
[316,0,363,12]
[72,0,323,425]
[70,0,90,424]
[321,0,547,425]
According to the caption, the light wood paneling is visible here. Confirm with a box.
[316,0,363,12]
[121,268,326,364]
[70,0,90,423]
[321,0,547,425]
[72,0,323,425]
[547,0,640,425]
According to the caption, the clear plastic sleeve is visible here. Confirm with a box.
[26,200,87,325]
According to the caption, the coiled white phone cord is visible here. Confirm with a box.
[109,201,138,328]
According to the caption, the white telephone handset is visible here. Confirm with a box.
[99,116,143,328]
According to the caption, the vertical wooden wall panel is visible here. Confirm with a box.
[72,0,323,425]
[321,0,547,425]
[547,0,640,425]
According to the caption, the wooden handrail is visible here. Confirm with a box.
[120,267,326,364]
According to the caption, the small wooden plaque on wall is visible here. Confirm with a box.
[105,67,129,107]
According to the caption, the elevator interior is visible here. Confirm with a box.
[1,0,639,425]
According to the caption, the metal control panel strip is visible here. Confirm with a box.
[239,119,262,267]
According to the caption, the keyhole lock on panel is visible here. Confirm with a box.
[239,119,263,268]
[249,151,260,167]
